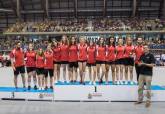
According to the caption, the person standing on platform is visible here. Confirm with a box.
[87,40,96,85]
[68,36,78,82]
[60,35,69,83]
[115,38,125,85]
[105,37,116,85]
[135,37,144,82]
[10,41,26,89]
[135,44,155,108]
[78,36,87,85]
[53,40,61,83]
[44,43,54,90]
[36,48,45,90]
[25,43,37,90]
[96,37,106,84]
[124,37,135,85]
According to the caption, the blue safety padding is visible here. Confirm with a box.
[0,87,53,93]
[55,81,137,86]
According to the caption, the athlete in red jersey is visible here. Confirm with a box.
[87,40,96,85]
[124,37,135,85]
[0,53,4,67]
[135,37,144,81]
[44,43,54,90]
[78,36,87,84]
[10,41,26,89]
[60,35,69,83]
[115,38,125,85]
[68,36,78,82]
[25,43,37,90]
[105,37,116,84]
[96,37,106,84]
[53,40,61,83]
[36,48,45,90]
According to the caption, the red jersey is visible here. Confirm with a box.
[87,46,96,64]
[10,48,24,67]
[124,45,134,58]
[60,44,69,62]
[116,45,125,60]
[25,50,36,67]
[36,55,44,68]
[53,46,61,62]
[69,45,78,62]
[0,55,3,61]
[78,43,87,61]
[96,45,106,61]
[106,45,116,62]
[135,45,144,64]
[44,50,54,69]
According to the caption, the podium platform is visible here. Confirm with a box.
[54,81,165,102]
[1,82,165,102]
[0,87,54,101]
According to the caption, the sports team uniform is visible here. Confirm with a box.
[134,45,144,80]
[10,48,25,75]
[124,45,135,66]
[36,54,45,75]
[115,45,125,64]
[44,50,54,77]
[106,45,116,64]
[87,45,96,66]
[25,50,36,73]
[96,45,106,64]
[78,43,87,62]
[53,46,61,64]
[135,45,144,65]
[68,44,78,68]
[60,43,69,64]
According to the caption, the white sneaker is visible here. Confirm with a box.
[55,80,58,84]
[38,87,41,90]
[130,81,134,85]
[61,80,65,83]
[89,81,92,85]
[66,80,70,83]
[117,81,120,85]
[93,82,96,85]
[125,81,128,85]
[120,81,123,85]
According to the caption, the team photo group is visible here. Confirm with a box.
[11,35,155,106]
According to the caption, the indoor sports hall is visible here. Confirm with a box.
[0,0,165,114]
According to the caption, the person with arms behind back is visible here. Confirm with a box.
[10,41,26,89]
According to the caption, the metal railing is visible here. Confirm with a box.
[3,30,165,35]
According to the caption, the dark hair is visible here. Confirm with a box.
[87,40,95,46]
[16,40,21,45]
[117,38,123,45]
[69,36,77,46]
[53,40,59,47]
[107,37,115,47]
[97,37,105,47]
